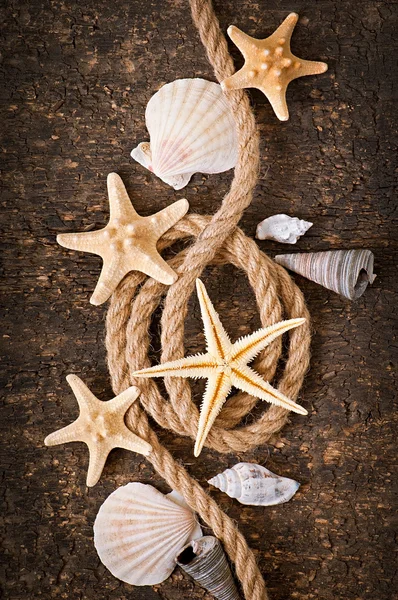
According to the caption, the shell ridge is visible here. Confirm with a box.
[103,493,188,514]
[161,127,237,176]
[147,80,179,163]
[149,79,198,173]
[153,79,186,172]
[104,520,194,566]
[101,518,195,585]
[100,513,194,536]
[166,96,237,174]
[154,82,211,174]
[95,519,194,557]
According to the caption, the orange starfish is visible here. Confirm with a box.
[221,13,328,121]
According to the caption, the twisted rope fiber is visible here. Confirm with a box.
[105,1,311,599]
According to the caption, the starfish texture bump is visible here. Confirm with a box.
[57,173,189,305]
[221,13,328,121]
[44,375,152,486]
[133,279,307,457]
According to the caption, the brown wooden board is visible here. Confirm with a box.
[1,1,397,599]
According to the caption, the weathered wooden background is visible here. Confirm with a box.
[1,0,397,599]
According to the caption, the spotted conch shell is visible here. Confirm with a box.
[275,249,376,300]
[208,462,300,506]
[94,482,202,585]
[256,214,313,244]
[131,78,238,190]
[176,536,240,600]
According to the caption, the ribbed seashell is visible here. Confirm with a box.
[176,536,240,600]
[94,483,202,585]
[256,214,313,244]
[208,462,300,506]
[275,249,376,300]
[131,78,238,190]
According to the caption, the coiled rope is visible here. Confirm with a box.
[105,1,311,598]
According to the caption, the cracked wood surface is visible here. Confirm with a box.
[0,1,396,599]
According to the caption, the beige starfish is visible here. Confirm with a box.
[221,13,328,121]
[133,279,307,457]
[44,375,152,486]
[57,173,189,305]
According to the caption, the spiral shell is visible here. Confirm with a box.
[131,78,238,189]
[256,214,313,244]
[176,536,240,600]
[208,462,300,506]
[94,482,202,585]
[275,249,376,300]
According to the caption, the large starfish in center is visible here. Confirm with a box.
[133,279,307,456]
[221,13,328,121]
[57,173,189,305]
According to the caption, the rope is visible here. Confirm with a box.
[105,1,312,598]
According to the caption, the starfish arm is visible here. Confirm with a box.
[289,57,328,79]
[221,65,255,92]
[231,318,306,365]
[268,12,298,45]
[44,420,82,446]
[132,352,218,380]
[107,172,138,221]
[230,364,308,415]
[115,430,152,457]
[57,229,104,255]
[66,374,101,411]
[86,440,110,487]
[194,372,232,457]
[90,253,126,305]
[109,386,141,414]
[227,25,259,57]
[150,198,189,238]
[196,279,231,360]
[260,83,290,121]
[131,244,179,286]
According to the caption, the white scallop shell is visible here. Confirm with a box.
[208,462,300,506]
[94,482,202,585]
[131,78,238,190]
[256,214,313,244]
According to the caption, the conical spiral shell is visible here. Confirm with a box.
[94,483,202,585]
[208,462,300,506]
[131,78,238,189]
[275,249,376,300]
[176,536,240,600]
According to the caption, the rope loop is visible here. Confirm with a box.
[105,1,312,598]
[107,215,311,453]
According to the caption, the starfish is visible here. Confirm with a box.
[133,279,307,457]
[221,13,328,121]
[44,374,152,486]
[57,173,189,305]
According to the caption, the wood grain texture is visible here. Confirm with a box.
[0,1,396,599]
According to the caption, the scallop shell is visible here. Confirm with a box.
[131,78,238,190]
[176,536,240,600]
[208,462,300,506]
[256,214,313,244]
[94,482,202,585]
[275,249,376,300]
